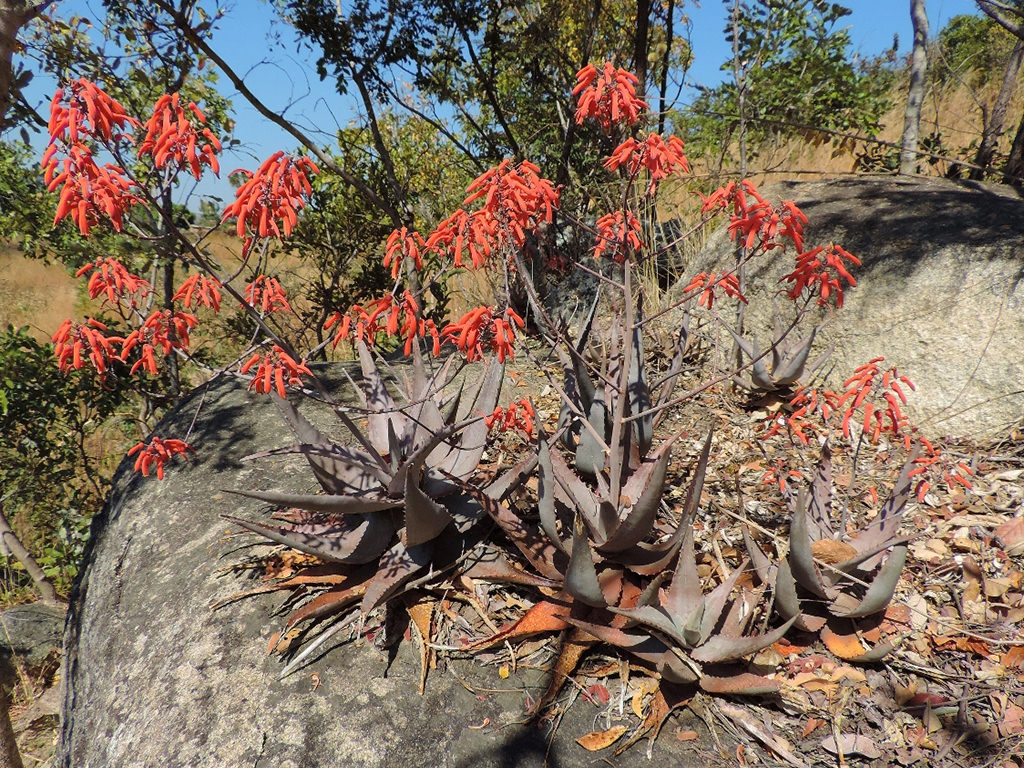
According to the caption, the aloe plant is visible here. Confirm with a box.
[727,315,827,395]
[744,442,916,659]
[222,342,536,654]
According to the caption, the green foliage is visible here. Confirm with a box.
[934,14,1019,88]
[684,0,892,160]
[0,326,132,593]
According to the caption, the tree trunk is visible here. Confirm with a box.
[1003,106,1024,185]
[0,685,23,768]
[900,0,929,175]
[0,499,59,607]
[0,1,48,131]
[971,38,1024,179]
[632,0,650,102]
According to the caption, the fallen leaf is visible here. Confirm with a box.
[585,683,610,705]
[995,517,1024,556]
[576,726,628,751]
[498,665,510,679]
[801,718,825,738]
[821,734,882,759]
[676,729,699,741]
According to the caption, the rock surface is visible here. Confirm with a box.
[59,374,725,768]
[689,175,1024,439]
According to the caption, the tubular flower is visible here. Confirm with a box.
[425,208,494,269]
[120,309,198,375]
[326,292,440,355]
[683,270,747,309]
[760,459,804,494]
[52,318,121,375]
[222,151,319,253]
[245,275,291,314]
[75,258,152,306]
[173,273,222,312]
[427,160,559,268]
[603,133,689,195]
[763,386,840,444]
[139,92,221,179]
[835,358,914,443]
[592,210,644,262]
[462,159,559,246]
[484,398,536,438]
[573,62,647,131]
[908,432,975,501]
[46,78,139,144]
[384,227,425,278]
[781,243,861,308]
[700,180,807,252]
[43,143,141,236]
[442,305,525,363]
[240,346,312,398]
[128,436,192,480]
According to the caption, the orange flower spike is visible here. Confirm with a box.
[128,436,192,480]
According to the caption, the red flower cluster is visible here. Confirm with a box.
[909,433,975,500]
[484,398,535,438]
[240,345,312,398]
[76,258,151,306]
[763,386,834,445]
[174,273,223,312]
[43,144,141,236]
[782,243,860,308]
[683,270,747,309]
[384,227,425,278]
[325,291,440,355]
[121,309,198,375]
[426,160,558,268]
[222,151,319,254]
[835,358,914,442]
[604,133,689,195]
[42,80,143,237]
[573,62,647,131]
[701,181,807,252]
[128,436,192,480]
[442,306,524,362]
[593,210,644,261]
[245,275,291,314]
[139,93,221,179]
[47,78,139,144]
[760,458,804,493]
[52,318,120,376]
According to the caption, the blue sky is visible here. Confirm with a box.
[23,0,981,204]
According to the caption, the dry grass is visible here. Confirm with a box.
[0,247,82,341]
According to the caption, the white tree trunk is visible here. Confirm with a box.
[900,0,929,175]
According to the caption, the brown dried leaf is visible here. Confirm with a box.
[576,726,627,751]
[464,599,569,650]
[810,539,858,565]
[529,628,595,716]
[821,734,882,759]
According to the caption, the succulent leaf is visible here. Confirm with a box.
[830,545,907,618]
[789,489,828,597]
[358,342,409,456]
[538,437,568,553]
[227,488,401,515]
[360,540,433,613]
[565,517,607,607]
[223,513,395,565]
[576,390,608,477]
[601,434,677,553]
[403,469,454,547]
[690,615,798,663]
